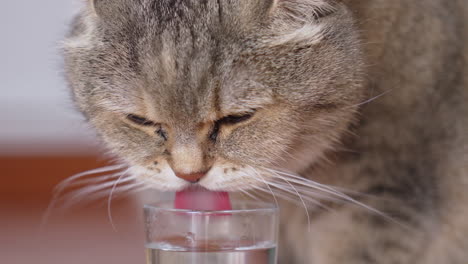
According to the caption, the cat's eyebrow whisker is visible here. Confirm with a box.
[296,91,393,130]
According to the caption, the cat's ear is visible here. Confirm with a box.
[256,0,280,14]
[226,0,279,28]
[243,0,279,16]
[89,0,103,17]
[90,0,112,17]
[269,0,282,13]
[273,0,336,19]
[89,0,127,20]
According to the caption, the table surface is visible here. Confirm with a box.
[1,198,147,264]
[1,155,149,264]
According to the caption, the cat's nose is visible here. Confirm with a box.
[175,171,208,183]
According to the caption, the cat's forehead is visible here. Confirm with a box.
[91,0,276,123]
[135,15,269,123]
[140,39,271,124]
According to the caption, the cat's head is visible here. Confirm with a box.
[64,0,366,191]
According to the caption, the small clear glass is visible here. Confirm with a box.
[144,201,279,264]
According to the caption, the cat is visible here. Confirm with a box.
[63,0,468,263]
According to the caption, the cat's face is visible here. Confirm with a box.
[64,0,365,191]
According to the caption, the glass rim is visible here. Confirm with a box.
[144,200,279,215]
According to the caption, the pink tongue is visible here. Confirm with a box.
[175,187,232,211]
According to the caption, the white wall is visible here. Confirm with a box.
[0,0,99,155]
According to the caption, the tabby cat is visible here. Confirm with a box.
[63,0,468,263]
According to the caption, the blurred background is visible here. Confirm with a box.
[1,1,146,263]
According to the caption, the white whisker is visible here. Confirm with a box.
[41,164,127,228]
[59,173,124,190]
[58,172,135,208]
[253,169,279,208]
[60,181,143,209]
[54,164,127,192]
[270,174,311,231]
[346,90,392,109]
[270,169,405,226]
[239,188,263,202]
[108,171,127,232]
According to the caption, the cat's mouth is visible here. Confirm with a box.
[174,186,232,211]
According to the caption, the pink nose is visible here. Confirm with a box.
[175,171,207,183]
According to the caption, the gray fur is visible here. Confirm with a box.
[63,0,468,263]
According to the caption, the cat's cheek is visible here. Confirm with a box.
[129,164,189,191]
[199,163,260,192]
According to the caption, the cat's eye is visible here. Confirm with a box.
[209,122,220,142]
[209,110,256,141]
[126,114,155,126]
[126,114,169,141]
[157,128,168,141]
[217,112,255,125]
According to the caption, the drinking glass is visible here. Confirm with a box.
[144,201,279,264]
